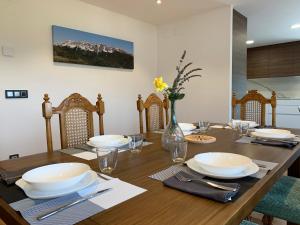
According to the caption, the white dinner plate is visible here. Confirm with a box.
[16,170,97,199]
[179,123,197,131]
[252,129,295,140]
[88,135,132,148]
[186,158,259,179]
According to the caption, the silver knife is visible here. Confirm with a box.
[37,188,112,221]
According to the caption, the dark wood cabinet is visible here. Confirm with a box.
[247,41,300,78]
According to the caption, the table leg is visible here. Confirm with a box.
[287,157,300,225]
[288,157,300,178]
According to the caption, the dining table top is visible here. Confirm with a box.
[0,128,300,225]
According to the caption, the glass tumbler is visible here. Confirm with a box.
[129,134,144,153]
[238,122,250,137]
[198,121,210,133]
[96,147,118,174]
[170,141,188,163]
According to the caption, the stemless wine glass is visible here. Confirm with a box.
[96,147,118,174]
[198,121,210,133]
[129,134,144,153]
[170,141,188,163]
[238,122,250,137]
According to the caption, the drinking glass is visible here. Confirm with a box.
[129,134,144,153]
[170,141,188,163]
[238,122,250,137]
[198,121,210,133]
[96,147,118,174]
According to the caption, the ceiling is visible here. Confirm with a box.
[81,0,230,25]
[81,0,300,47]
[234,0,300,47]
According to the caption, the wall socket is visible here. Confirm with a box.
[9,154,19,159]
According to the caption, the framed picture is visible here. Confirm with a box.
[52,25,134,69]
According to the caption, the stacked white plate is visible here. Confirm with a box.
[229,120,259,129]
[179,123,197,136]
[251,129,295,140]
[16,163,97,199]
[87,135,132,148]
[186,152,259,179]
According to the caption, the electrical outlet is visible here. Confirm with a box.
[9,154,19,159]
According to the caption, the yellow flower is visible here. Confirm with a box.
[153,76,168,92]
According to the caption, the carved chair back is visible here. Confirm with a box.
[137,93,169,133]
[232,90,276,127]
[42,93,105,152]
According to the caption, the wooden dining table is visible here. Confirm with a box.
[0,128,300,225]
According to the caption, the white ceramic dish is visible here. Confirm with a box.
[187,158,259,179]
[88,135,132,148]
[179,123,197,131]
[194,152,252,176]
[16,170,97,199]
[22,163,91,191]
[252,129,295,140]
[229,120,259,129]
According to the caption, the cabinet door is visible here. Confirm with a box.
[247,47,269,78]
[267,101,300,128]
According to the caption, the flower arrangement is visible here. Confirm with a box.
[153,50,202,101]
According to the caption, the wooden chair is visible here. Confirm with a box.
[137,93,169,133]
[42,93,105,152]
[232,90,276,127]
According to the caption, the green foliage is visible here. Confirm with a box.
[166,50,202,101]
[53,46,134,69]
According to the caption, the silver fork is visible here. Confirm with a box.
[175,173,238,192]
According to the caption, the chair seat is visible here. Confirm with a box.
[255,176,300,224]
[240,220,258,225]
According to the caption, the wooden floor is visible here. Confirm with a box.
[251,212,286,225]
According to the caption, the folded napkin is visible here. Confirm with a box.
[251,139,299,149]
[0,162,52,185]
[0,165,47,185]
[163,171,240,203]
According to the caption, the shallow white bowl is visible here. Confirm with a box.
[229,120,258,128]
[253,129,294,140]
[22,163,91,191]
[194,152,252,176]
[179,123,196,131]
[89,135,131,147]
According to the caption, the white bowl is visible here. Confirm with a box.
[22,163,91,191]
[229,120,258,128]
[179,123,196,131]
[89,135,131,147]
[253,129,294,140]
[194,152,252,176]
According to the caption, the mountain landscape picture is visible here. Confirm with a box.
[52,25,134,69]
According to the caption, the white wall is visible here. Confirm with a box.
[157,6,233,124]
[247,77,300,99]
[0,0,157,159]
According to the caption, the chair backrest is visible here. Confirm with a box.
[42,93,105,152]
[137,93,169,133]
[232,90,276,127]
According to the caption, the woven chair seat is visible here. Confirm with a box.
[240,220,258,225]
[255,176,300,224]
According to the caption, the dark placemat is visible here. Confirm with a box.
[0,181,27,204]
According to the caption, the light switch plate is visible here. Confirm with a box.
[1,46,14,57]
[5,90,28,98]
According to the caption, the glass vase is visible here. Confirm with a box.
[161,99,185,151]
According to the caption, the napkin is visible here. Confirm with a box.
[251,139,299,149]
[163,171,240,203]
[0,164,49,185]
